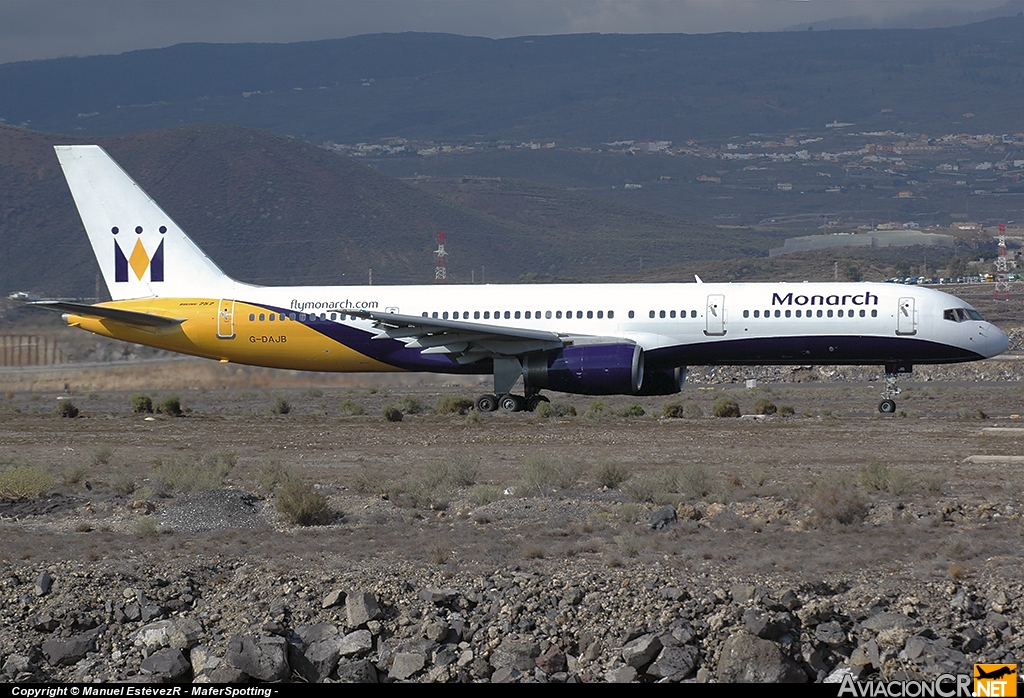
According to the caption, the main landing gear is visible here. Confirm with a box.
[878,363,911,414]
[474,392,549,413]
[475,356,551,413]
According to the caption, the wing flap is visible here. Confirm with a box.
[347,308,564,360]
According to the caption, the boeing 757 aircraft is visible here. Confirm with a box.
[37,145,1009,414]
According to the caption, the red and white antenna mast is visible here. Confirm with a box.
[434,230,448,284]
[994,223,1010,301]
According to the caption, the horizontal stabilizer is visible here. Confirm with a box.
[32,301,185,328]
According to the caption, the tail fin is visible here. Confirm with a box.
[54,145,234,301]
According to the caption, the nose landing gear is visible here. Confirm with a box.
[878,363,911,414]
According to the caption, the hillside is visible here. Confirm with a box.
[2,20,1021,144]
[1,124,767,297]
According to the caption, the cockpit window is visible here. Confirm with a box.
[944,308,985,322]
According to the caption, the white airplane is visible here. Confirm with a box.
[37,145,1009,414]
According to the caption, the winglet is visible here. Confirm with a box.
[695,275,704,284]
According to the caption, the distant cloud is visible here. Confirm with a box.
[1,0,1016,64]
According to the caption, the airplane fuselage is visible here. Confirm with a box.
[67,280,1005,375]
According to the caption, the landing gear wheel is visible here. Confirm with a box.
[499,394,525,412]
[475,394,498,413]
[526,394,550,412]
[879,399,897,414]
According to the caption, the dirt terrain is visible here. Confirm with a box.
[0,370,1021,682]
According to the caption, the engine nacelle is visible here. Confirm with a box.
[523,344,644,396]
[636,366,687,396]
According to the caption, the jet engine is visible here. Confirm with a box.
[523,344,643,396]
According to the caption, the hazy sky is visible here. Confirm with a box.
[0,0,1015,64]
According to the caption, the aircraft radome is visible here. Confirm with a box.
[34,145,1010,414]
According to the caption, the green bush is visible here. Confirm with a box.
[397,395,424,414]
[56,400,79,418]
[592,460,631,488]
[338,399,365,415]
[752,397,777,415]
[616,404,646,418]
[712,397,740,418]
[536,401,576,418]
[131,393,153,414]
[383,405,404,422]
[276,478,331,526]
[436,395,474,415]
[583,400,611,421]
[0,465,57,498]
[271,396,291,415]
[155,395,183,417]
[662,401,685,418]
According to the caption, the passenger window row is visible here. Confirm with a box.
[422,310,615,320]
[248,312,352,322]
[742,309,878,319]
[647,310,698,319]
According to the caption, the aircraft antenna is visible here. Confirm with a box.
[994,223,1009,301]
[434,230,448,284]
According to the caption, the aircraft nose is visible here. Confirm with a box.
[986,324,1010,358]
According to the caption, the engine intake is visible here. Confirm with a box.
[637,366,686,396]
[523,344,644,396]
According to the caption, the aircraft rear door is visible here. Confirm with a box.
[217,299,236,339]
[896,297,917,336]
[704,294,726,336]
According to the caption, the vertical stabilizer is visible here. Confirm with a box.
[54,145,234,301]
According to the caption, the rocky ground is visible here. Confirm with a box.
[0,370,1021,683]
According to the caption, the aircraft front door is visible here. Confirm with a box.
[704,294,726,336]
[217,299,236,339]
[896,297,917,336]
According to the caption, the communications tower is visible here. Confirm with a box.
[994,223,1010,301]
[434,230,448,284]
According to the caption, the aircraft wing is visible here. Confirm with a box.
[346,309,569,364]
[31,301,186,328]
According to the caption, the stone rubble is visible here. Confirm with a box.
[1,556,1019,683]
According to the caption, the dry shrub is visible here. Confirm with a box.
[155,395,183,417]
[592,460,631,489]
[131,393,153,414]
[56,400,79,418]
[469,484,502,506]
[153,452,235,493]
[338,399,365,415]
[276,478,330,526]
[0,465,56,498]
[382,405,403,422]
[805,479,867,526]
[753,397,777,415]
[712,397,740,418]
[436,395,474,415]
[519,455,580,494]
[859,461,913,495]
